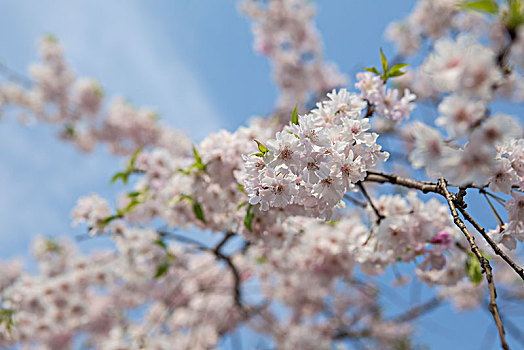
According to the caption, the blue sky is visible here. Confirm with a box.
[0,1,519,349]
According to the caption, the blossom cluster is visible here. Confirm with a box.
[355,72,416,122]
[244,89,390,219]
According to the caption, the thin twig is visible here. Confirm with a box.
[364,171,441,194]
[458,208,524,282]
[343,193,368,208]
[159,230,247,313]
[480,188,506,205]
[438,178,509,350]
[334,296,443,341]
[0,61,33,88]
[483,193,505,227]
[388,296,443,323]
[213,231,236,254]
[364,100,375,118]
[214,249,243,309]
[357,182,385,224]
[158,230,209,248]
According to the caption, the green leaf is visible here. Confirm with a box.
[44,34,57,43]
[44,238,62,253]
[170,194,190,206]
[192,202,206,224]
[0,308,15,334]
[123,199,141,213]
[505,0,524,29]
[480,249,491,261]
[178,168,192,175]
[127,191,141,198]
[254,140,269,155]
[181,146,206,172]
[251,152,265,157]
[179,194,193,202]
[389,63,409,74]
[154,261,170,278]
[98,214,120,227]
[64,124,75,138]
[291,104,299,125]
[127,147,142,171]
[461,0,499,14]
[94,84,104,98]
[110,148,143,184]
[192,146,204,167]
[192,146,202,163]
[288,131,300,139]
[237,184,245,193]
[363,66,381,76]
[244,204,255,232]
[154,239,168,250]
[193,162,206,171]
[255,256,266,264]
[380,48,388,76]
[388,70,407,78]
[110,172,129,185]
[466,253,483,286]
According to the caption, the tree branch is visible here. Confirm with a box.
[213,249,243,310]
[388,296,443,323]
[458,207,524,282]
[364,171,441,193]
[343,193,368,208]
[334,296,443,341]
[213,231,236,254]
[159,230,247,313]
[438,178,509,350]
[357,182,385,224]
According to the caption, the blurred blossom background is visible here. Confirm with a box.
[0,1,519,348]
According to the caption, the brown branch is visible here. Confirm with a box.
[458,208,524,282]
[213,249,243,310]
[343,193,368,208]
[389,296,443,323]
[334,296,443,341]
[333,329,370,340]
[357,181,385,224]
[159,230,247,313]
[438,178,509,350]
[364,171,441,194]
[364,171,485,193]
[158,231,208,247]
[364,100,375,118]
[210,233,250,313]
[213,231,236,254]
